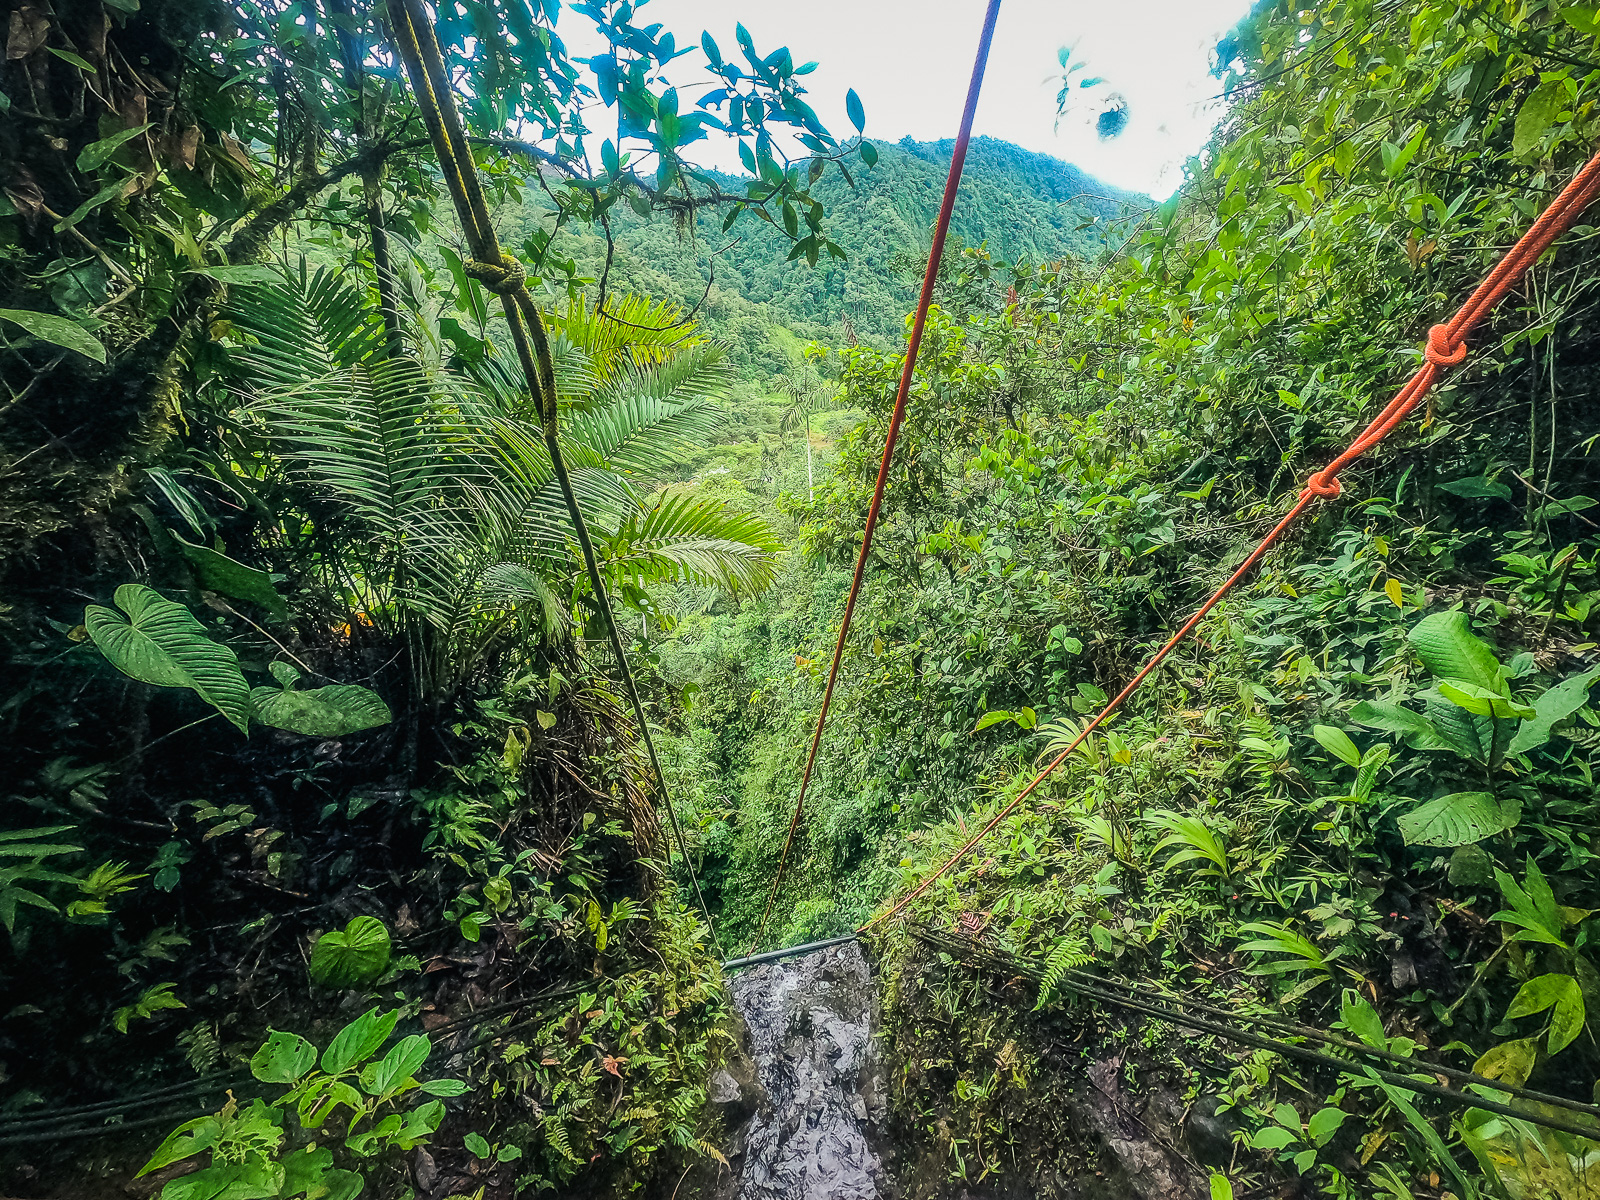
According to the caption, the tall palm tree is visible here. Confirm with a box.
[225,266,780,703]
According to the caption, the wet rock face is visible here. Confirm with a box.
[725,941,885,1200]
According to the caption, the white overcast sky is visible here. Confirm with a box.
[557,0,1255,198]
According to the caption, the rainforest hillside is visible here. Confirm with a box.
[507,136,1143,374]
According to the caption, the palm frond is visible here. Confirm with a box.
[228,263,382,391]
[466,338,602,418]
[478,562,566,642]
[246,354,502,624]
[548,293,706,380]
[599,493,782,596]
[563,344,732,479]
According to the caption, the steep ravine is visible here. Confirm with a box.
[713,942,887,1199]
[702,941,1211,1200]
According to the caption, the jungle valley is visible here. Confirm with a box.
[3,2,1600,1200]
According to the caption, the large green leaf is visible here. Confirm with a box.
[1407,611,1504,691]
[1506,973,1585,1052]
[309,916,392,989]
[1509,666,1600,755]
[1396,791,1519,847]
[1420,693,1493,760]
[250,1030,318,1084]
[250,664,391,737]
[172,533,289,621]
[84,584,251,733]
[1436,679,1536,721]
[321,1008,400,1075]
[1349,700,1455,751]
[0,307,107,363]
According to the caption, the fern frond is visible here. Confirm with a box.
[1034,933,1090,1010]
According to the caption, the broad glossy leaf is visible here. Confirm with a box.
[1349,700,1454,751]
[1408,611,1504,691]
[77,122,151,171]
[1396,791,1519,847]
[1513,78,1564,156]
[1312,724,1361,767]
[322,1007,400,1075]
[1509,666,1600,755]
[251,682,391,737]
[137,1115,220,1176]
[309,916,392,989]
[367,1033,430,1097]
[0,307,107,363]
[279,1145,334,1195]
[172,533,288,621]
[85,584,250,733]
[1437,679,1535,720]
[1470,1037,1539,1088]
[1436,474,1513,502]
[1507,972,1575,1019]
[251,1029,317,1084]
[1340,991,1387,1050]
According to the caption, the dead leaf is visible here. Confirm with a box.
[6,6,50,60]
[163,125,199,170]
[83,11,109,58]
[3,174,45,233]
[218,132,256,173]
[117,88,147,129]
[601,1054,622,1077]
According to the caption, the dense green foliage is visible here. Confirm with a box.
[0,0,867,1194]
[660,0,1600,1195]
[9,0,1600,1196]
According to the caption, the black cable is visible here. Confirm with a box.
[0,1071,248,1128]
[0,1108,215,1148]
[911,927,1600,1141]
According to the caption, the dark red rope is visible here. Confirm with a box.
[751,0,1006,952]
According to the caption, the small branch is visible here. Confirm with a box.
[1510,470,1600,530]
[38,206,137,286]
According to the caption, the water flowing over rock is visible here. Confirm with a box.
[721,941,885,1200]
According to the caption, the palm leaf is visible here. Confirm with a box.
[599,493,782,595]
[548,293,707,380]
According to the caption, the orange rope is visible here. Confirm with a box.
[749,0,1005,952]
[860,145,1600,935]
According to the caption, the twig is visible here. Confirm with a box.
[1510,470,1600,530]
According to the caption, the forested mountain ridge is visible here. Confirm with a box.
[508,136,1143,374]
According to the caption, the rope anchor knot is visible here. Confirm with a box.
[1424,323,1467,366]
[464,252,527,296]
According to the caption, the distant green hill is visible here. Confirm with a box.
[503,137,1145,377]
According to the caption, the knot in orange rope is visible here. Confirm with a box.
[1424,324,1467,366]
[1303,470,1342,499]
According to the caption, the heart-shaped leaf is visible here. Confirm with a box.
[85,584,250,733]
[309,917,392,989]
[251,668,391,738]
